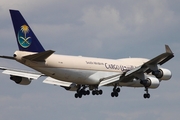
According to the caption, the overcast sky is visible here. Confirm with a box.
[0,0,180,120]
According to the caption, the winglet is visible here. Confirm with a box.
[154,45,174,65]
[165,45,173,54]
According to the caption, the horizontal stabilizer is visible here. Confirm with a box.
[0,55,15,60]
[23,50,55,62]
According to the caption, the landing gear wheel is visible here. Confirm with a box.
[99,90,103,95]
[96,91,99,95]
[143,93,150,99]
[78,93,82,98]
[74,93,82,98]
[116,88,120,92]
[86,90,90,95]
[92,90,95,95]
[114,92,118,97]
[111,85,120,98]
[75,93,79,98]
[111,92,114,97]
[82,90,86,95]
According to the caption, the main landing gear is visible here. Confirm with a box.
[140,80,151,99]
[92,89,103,95]
[74,85,90,98]
[74,85,103,98]
[111,85,120,97]
[143,87,150,99]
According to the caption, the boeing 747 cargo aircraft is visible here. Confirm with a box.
[0,10,174,99]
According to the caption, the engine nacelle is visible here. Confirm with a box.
[152,68,172,80]
[140,76,160,89]
[10,76,31,85]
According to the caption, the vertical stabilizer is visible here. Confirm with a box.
[9,10,45,52]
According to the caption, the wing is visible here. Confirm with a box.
[0,67,43,80]
[43,77,79,91]
[43,77,74,87]
[120,45,174,82]
[98,74,121,87]
[99,45,174,86]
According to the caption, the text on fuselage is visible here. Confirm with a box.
[105,63,135,72]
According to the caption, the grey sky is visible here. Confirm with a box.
[0,0,180,120]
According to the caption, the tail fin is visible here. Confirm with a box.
[9,10,45,52]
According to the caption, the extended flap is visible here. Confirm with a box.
[43,77,73,87]
[98,73,121,87]
[2,70,41,79]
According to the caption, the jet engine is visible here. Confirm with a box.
[10,76,31,85]
[152,68,172,80]
[140,76,160,89]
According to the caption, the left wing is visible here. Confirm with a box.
[0,67,43,80]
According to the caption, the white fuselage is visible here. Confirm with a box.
[14,51,150,87]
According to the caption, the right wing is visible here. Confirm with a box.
[98,74,121,87]
[98,45,174,86]
[120,45,174,82]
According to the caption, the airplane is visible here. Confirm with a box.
[0,9,174,99]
